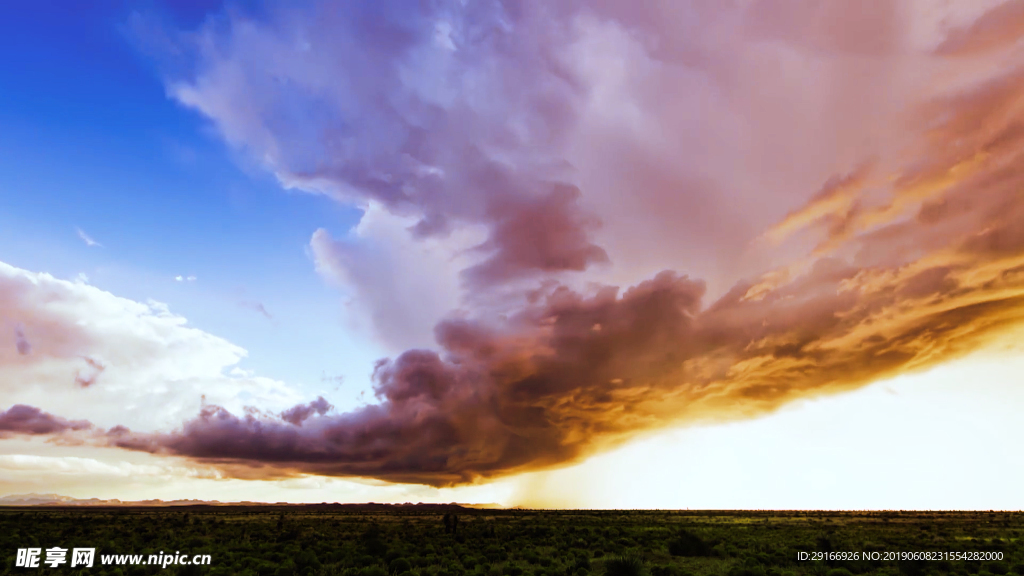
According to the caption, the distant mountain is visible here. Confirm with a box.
[0,494,215,507]
[0,494,80,506]
[0,493,505,509]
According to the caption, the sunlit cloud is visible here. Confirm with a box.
[0,260,303,432]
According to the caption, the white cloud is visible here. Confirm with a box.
[309,202,488,352]
[0,260,302,432]
[75,227,102,248]
[0,454,218,479]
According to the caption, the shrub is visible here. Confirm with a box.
[274,560,297,576]
[728,564,766,576]
[650,565,679,576]
[569,552,591,574]
[667,531,712,557]
[366,540,388,559]
[390,558,413,574]
[985,562,1010,576]
[327,550,347,563]
[296,550,321,572]
[604,554,647,576]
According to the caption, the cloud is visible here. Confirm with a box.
[308,204,488,351]
[0,260,302,432]
[762,164,875,246]
[102,1,1024,486]
[75,227,102,248]
[240,300,273,319]
[161,2,607,295]
[279,396,332,426]
[74,356,106,388]
[0,453,222,484]
[934,0,1024,56]
[109,239,1024,486]
[461,184,609,286]
[174,275,197,282]
[0,405,92,437]
[13,324,30,355]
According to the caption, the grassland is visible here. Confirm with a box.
[1,507,1021,576]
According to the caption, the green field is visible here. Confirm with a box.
[2,507,1021,576]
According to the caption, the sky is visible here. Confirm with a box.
[1,0,1024,509]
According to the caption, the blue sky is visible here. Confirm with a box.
[0,1,379,403]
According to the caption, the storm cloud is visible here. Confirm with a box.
[95,1,1024,485]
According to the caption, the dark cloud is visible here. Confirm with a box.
[280,396,333,426]
[464,183,609,286]
[0,405,92,436]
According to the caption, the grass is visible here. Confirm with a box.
[0,508,1020,576]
